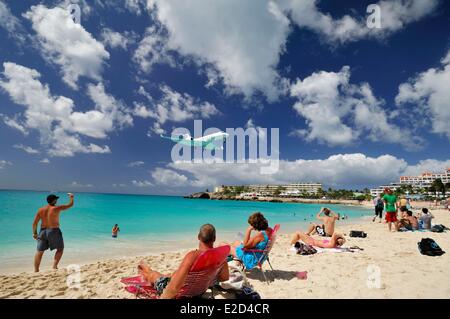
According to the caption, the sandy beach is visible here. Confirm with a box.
[1,208,449,299]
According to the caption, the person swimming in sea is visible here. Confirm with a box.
[112,224,120,238]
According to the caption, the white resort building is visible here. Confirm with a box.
[214,183,322,197]
[399,168,450,188]
[370,168,450,197]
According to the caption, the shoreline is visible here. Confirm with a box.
[0,213,368,276]
[1,208,449,298]
[205,196,447,211]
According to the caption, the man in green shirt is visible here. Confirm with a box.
[382,188,398,232]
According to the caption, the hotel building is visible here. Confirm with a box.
[214,183,322,196]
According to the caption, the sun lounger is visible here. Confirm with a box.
[121,245,230,299]
[241,224,280,284]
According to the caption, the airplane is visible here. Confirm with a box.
[160,131,229,150]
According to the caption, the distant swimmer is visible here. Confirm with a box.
[112,224,120,238]
[32,193,74,272]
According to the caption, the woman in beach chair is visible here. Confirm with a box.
[290,231,346,248]
[129,224,229,299]
[222,212,272,270]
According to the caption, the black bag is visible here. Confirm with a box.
[376,198,384,209]
[235,286,261,299]
[294,241,317,255]
[418,238,445,256]
[430,224,446,233]
[350,230,367,238]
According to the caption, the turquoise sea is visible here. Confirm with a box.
[0,190,372,273]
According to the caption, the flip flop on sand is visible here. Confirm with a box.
[349,246,364,251]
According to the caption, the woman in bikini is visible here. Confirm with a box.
[290,231,346,248]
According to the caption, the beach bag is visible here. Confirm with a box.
[418,238,445,256]
[294,241,317,255]
[234,286,261,299]
[430,224,446,233]
[350,230,367,238]
[219,260,247,291]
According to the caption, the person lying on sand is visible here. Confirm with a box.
[306,207,339,237]
[220,212,272,270]
[138,224,229,299]
[290,231,346,248]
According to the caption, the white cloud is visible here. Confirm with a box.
[113,183,127,187]
[133,84,219,134]
[0,0,25,42]
[145,0,291,101]
[279,0,439,44]
[290,66,418,148]
[144,0,437,100]
[125,0,145,15]
[100,28,135,50]
[0,159,12,169]
[69,82,133,139]
[40,158,50,164]
[94,0,146,15]
[70,181,93,188]
[161,154,450,189]
[151,167,188,186]
[24,5,110,88]
[133,26,177,73]
[396,49,450,140]
[13,144,40,154]
[127,161,145,167]
[132,180,153,187]
[0,114,28,135]
[0,62,129,157]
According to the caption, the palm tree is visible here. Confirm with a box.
[431,178,445,197]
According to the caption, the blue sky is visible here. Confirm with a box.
[0,0,449,195]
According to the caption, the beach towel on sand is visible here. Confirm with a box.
[290,244,354,254]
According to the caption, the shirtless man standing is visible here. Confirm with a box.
[306,207,339,237]
[32,193,74,272]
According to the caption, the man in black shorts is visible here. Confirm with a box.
[32,193,74,272]
[306,207,339,237]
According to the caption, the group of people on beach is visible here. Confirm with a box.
[32,193,348,298]
[373,187,435,232]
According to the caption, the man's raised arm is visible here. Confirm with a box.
[316,207,324,220]
[57,193,74,212]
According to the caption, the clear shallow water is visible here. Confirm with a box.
[0,190,371,273]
